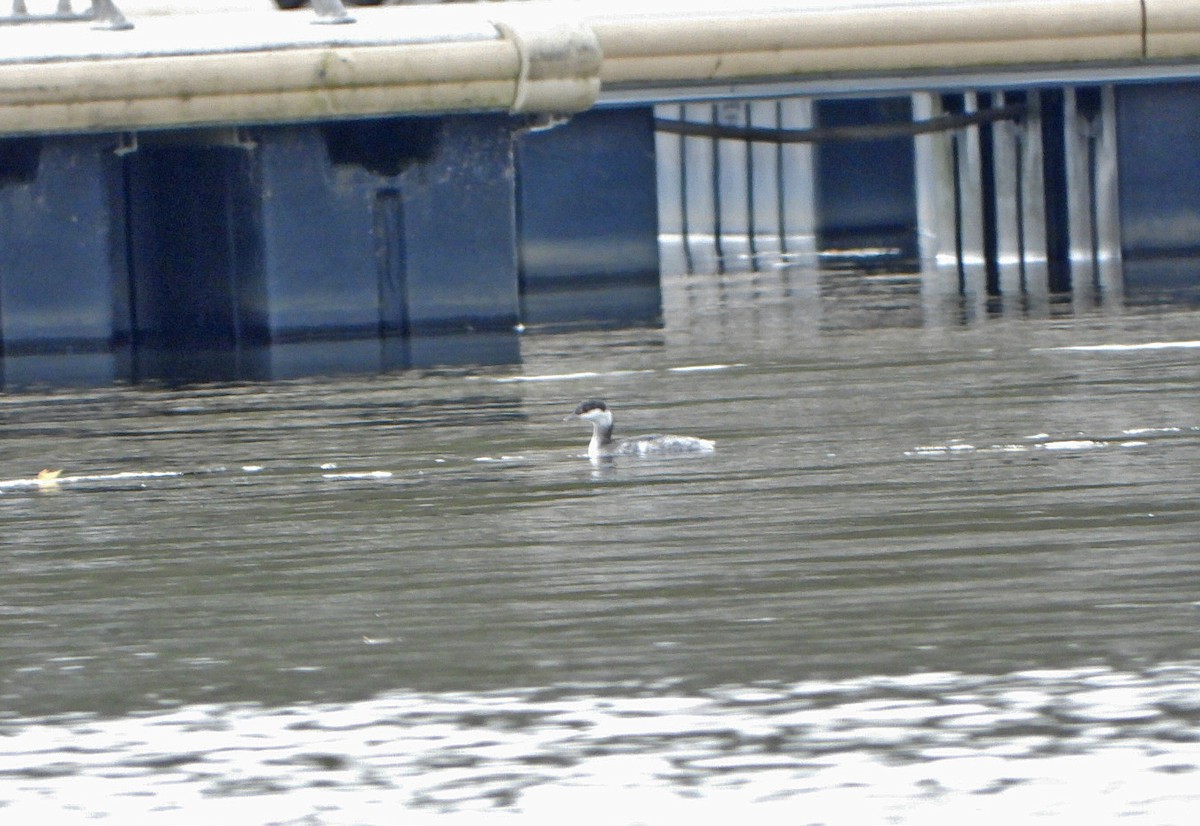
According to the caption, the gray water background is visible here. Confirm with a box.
[2,266,1199,822]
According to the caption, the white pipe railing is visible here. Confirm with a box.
[589,0,1143,84]
[0,0,1198,137]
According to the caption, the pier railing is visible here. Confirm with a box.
[2,1,1200,136]
[0,0,352,28]
[2,0,129,28]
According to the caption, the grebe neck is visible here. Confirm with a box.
[588,419,614,457]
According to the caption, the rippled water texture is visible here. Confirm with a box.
[2,267,1200,822]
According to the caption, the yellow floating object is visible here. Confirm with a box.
[36,469,64,486]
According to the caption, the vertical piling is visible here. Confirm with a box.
[778,97,818,263]
[747,99,783,263]
[124,138,266,382]
[516,107,661,328]
[1018,89,1051,308]
[681,102,720,273]
[0,135,130,385]
[1039,89,1073,295]
[1113,81,1200,296]
[1092,85,1123,305]
[259,125,385,377]
[951,93,988,312]
[370,114,521,367]
[990,91,1025,304]
[914,92,960,319]
[813,97,917,259]
[713,101,753,270]
[1065,87,1100,307]
[654,103,687,274]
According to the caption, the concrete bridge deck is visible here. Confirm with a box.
[3,1,1200,136]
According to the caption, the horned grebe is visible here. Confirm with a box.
[567,399,715,459]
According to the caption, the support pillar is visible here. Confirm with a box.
[1115,81,1200,297]
[397,114,520,366]
[516,107,660,327]
[813,97,918,260]
[0,135,130,387]
[269,115,520,372]
[123,114,522,382]
[125,138,267,383]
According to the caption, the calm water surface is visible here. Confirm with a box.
[2,268,1200,823]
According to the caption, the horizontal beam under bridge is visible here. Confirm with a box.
[2,0,1200,136]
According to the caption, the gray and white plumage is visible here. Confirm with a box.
[566,399,715,459]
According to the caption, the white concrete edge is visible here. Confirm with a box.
[1,0,1199,135]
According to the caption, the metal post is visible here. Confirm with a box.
[1018,89,1050,310]
[1093,85,1123,306]
[715,101,752,271]
[990,91,1024,303]
[913,92,960,322]
[747,99,782,263]
[310,0,354,25]
[1064,87,1098,308]
[654,103,687,274]
[91,0,131,30]
[956,92,987,317]
[682,102,719,273]
[778,97,816,264]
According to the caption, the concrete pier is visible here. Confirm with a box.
[123,115,524,381]
[3,1,1200,385]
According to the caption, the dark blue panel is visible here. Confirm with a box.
[0,136,129,357]
[1116,82,1200,294]
[308,115,522,367]
[257,126,380,341]
[515,107,661,327]
[126,143,265,354]
[396,114,520,335]
[814,98,917,257]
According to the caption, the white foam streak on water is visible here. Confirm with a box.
[0,470,183,491]
[1042,439,1108,451]
[3,665,1198,824]
[906,425,1199,458]
[1124,426,1184,436]
[491,369,655,383]
[666,363,744,373]
[490,363,741,384]
[1040,341,1200,352]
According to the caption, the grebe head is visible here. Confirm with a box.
[568,399,613,428]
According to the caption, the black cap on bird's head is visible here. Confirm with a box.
[572,399,608,416]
